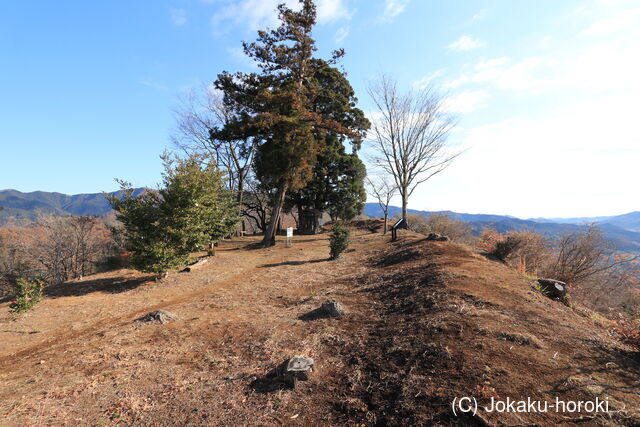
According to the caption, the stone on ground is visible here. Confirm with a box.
[136,309,178,324]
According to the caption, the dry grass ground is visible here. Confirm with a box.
[1,227,639,426]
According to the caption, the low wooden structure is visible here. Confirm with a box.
[298,209,323,234]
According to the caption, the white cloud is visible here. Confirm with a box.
[538,35,553,49]
[380,0,411,22]
[211,0,298,34]
[412,69,445,89]
[424,91,640,217]
[211,0,352,34]
[316,0,353,23]
[444,36,640,94]
[447,35,485,51]
[471,8,487,21]
[443,90,489,113]
[580,7,640,36]
[405,5,640,217]
[334,26,350,43]
[170,8,187,26]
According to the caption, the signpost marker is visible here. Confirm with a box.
[286,227,293,248]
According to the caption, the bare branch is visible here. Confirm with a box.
[367,74,460,221]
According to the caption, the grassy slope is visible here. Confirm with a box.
[0,228,639,426]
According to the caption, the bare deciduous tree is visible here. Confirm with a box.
[241,176,273,234]
[368,75,460,224]
[366,175,397,234]
[37,216,109,283]
[546,223,637,285]
[171,85,256,208]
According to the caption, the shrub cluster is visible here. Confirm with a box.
[109,153,238,273]
[477,225,640,316]
[9,278,44,313]
[329,222,350,260]
[1,215,118,298]
[477,229,549,274]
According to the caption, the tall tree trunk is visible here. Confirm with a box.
[401,188,408,227]
[383,211,388,234]
[236,176,245,236]
[261,181,288,247]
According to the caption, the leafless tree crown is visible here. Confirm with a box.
[171,84,255,196]
[368,75,459,205]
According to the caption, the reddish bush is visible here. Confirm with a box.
[611,314,640,351]
[476,228,504,253]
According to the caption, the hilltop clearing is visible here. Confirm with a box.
[1,228,639,425]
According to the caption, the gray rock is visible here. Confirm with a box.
[299,300,345,321]
[180,258,209,273]
[136,309,178,324]
[285,355,315,388]
[320,300,344,317]
[426,233,450,242]
[536,278,567,301]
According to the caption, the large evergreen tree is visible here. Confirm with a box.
[215,0,367,247]
[287,60,370,224]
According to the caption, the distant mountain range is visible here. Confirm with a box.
[1,189,639,252]
[363,203,640,252]
[0,188,146,223]
[528,212,640,232]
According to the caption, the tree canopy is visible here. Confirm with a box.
[214,0,367,246]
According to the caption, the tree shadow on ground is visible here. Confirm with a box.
[249,360,294,393]
[260,258,329,268]
[44,275,154,298]
[551,343,640,395]
[298,306,336,321]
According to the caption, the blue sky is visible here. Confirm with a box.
[1,0,638,218]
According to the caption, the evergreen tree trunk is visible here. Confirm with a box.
[261,181,288,247]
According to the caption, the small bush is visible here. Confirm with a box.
[478,229,550,275]
[329,222,350,260]
[491,235,522,262]
[611,315,640,351]
[9,278,45,313]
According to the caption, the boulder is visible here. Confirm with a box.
[299,299,345,320]
[136,309,178,324]
[320,300,344,317]
[249,355,315,392]
[536,279,567,301]
[426,233,450,242]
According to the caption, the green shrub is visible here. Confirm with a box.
[10,278,45,313]
[109,153,239,273]
[329,222,350,260]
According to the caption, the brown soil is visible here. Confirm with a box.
[1,229,639,426]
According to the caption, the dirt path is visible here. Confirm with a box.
[0,230,384,426]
